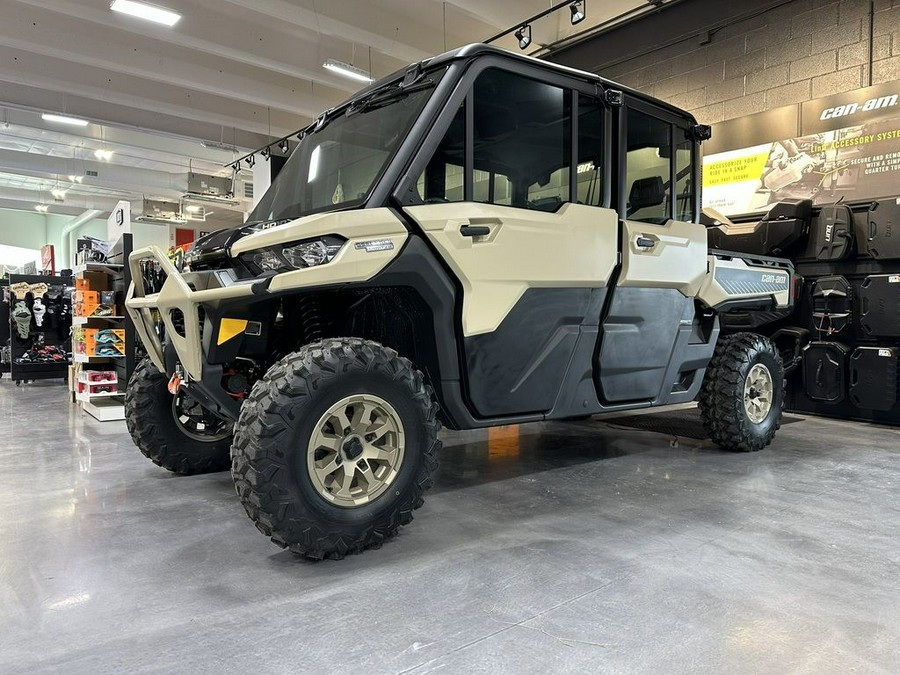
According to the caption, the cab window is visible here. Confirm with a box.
[416,68,607,210]
[625,107,696,224]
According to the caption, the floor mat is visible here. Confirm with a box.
[599,408,801,440]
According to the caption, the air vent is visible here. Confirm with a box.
[243,181,253,199]
[86,170,99,177]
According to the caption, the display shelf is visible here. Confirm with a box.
[73,315,126,326]
[72,263,124,276]
[76,391,123,402]
[74,353,126,363]
[81,397,125,422]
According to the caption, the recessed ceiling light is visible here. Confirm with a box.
[323,59,373,84]
[94,149,114,161]
[110,0,181,27]
[42,113,89,127]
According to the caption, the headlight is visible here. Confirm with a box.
[240,235,345,274]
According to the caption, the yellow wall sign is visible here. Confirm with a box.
[702,151,770,187]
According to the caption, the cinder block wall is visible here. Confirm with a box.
[579,0,900,125]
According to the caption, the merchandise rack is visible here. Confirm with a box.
[71,233,136,421]
[0,279,9,378]
[7,273,73,385]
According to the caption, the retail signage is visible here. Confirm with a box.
[703,80,900,215]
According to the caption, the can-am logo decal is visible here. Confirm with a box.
[820,94,898,120]
[354,239,394,253]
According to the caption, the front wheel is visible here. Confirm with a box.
[231,338,441,560]
[698,333,784,452]
[125,359,233,474]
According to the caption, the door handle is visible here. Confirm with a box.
[636,236,656,249]
[460,225,491,237]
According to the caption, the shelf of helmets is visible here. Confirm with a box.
[72,264,127,421]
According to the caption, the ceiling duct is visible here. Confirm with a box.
[134,198,186,225]
[182,171,238,205]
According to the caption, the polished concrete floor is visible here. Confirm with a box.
[0,379,898,674]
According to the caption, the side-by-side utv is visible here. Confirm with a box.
[125,44,795,559]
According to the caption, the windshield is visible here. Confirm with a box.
[248,76,438,223]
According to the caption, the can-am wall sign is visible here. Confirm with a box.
[702,81,900,216]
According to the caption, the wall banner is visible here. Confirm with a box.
[703,81,900,216]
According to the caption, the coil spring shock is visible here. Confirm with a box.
[298,295,324,344]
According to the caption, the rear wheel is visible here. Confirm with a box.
[231,338,440,560]
[125,358,233,474]
[698,332,784,452]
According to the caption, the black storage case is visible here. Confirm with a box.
[849,347,899,411]
[858,274,900,337]
[803,341,850,403]
[866,198,900,260]
[706,198,810,256]
[811,275,852,336]
[814,203,855,261]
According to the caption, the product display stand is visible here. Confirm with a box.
[0,279,10,378]
[71,233,136,421]
[7,273,73,385]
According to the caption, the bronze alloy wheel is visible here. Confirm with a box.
[307,393,406,508]
[743,362,773,424]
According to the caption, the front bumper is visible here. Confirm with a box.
[125,245,255,381]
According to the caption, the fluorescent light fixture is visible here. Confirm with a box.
[42,113,89,127]
[94,149,114,161]
[184,204,202,213]
[35,205,49,213]
[323,58,373,83]
[110,0,181,26]
[51,188,68,200]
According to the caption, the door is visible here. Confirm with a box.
[597,104,707,403]
[403,67,617,417]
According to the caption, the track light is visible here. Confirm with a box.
[94,149,114,161]
[51,188,68,200]
[514,24,532,49]
[35,205,49,213]
[570,1,585,24]
[323,58,374,83]
[245,154,256,168]
[261,146,271,160]
[68,175,84,183]
[231,162,241,173]
[278,139,290,154]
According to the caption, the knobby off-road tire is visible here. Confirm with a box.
[231,338,441,560]
[125,358,233,475]
[698,332,784,452]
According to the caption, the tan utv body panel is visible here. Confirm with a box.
[126,209,408,380]
[405,202,618,336]
[698,255,792,309]
[231,208,408,292]
[618,218,708,296]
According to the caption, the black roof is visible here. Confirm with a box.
[360,43,697,124]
